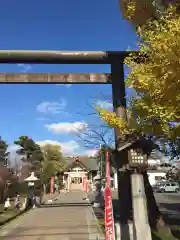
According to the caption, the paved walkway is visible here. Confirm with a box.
[42,192,60,203]
[0,191,104,240]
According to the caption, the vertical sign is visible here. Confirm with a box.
[67,176,71,192]
[104,151,115,240]
[83,176,88,192]
[82,176,85,189]
[50,176,54,194]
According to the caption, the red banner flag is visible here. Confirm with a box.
[105,151,115,240]
[82,176,85,189]
[50,176,54,194]
[83,176,88,192]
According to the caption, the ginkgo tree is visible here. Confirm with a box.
[97,5,180,140]
[95,3,180,234]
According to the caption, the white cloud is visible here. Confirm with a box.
[56,84,72,88]
[82,149,97,157]
[45,121,88,134]
[36,99,67,114]
[96,100,113,110]
[17,64,32,73]
[7,141,97,163]
[36,140,96,156]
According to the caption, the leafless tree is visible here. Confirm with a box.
[75,97,115,149]
[76,123,114,149]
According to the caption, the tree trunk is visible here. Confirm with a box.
[143,171,165,230]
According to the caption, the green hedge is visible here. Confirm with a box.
[6,182,28,197]
[6,181,43,198]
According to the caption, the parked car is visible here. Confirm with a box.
[153,181,180,193]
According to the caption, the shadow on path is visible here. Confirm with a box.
[3,232,91,239]
[40,202,91,208]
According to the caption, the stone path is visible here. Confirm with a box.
[42,192,60,203]
[0,190,104,240]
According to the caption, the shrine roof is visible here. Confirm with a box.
[63,156,98,171]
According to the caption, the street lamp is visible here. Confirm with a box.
[24,172,39,186]
[24,172,40,208]
[93,170,101,183]
[128,149,148,169]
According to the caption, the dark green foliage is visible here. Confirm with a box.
[14,136,44,175]
[6,182,29,197]
[0,136,8,165]
[7,181,43,197]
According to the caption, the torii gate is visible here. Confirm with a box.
[0,50,149,239]
[0,50,129,144]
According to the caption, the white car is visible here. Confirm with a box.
[153,181,180,193]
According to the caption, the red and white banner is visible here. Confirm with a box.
[50,176,54,194]
[105,151,115,240]
[82,176,84,188]
[83,176,88,192]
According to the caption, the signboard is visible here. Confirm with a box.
[105,151,115,240]
[70,173,80,177]
[82,176,85,189]
[82,176,88,192]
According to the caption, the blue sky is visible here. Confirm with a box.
[0,0,137,158]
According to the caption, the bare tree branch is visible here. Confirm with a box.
[74,97,115,149]
[75,126,114,149]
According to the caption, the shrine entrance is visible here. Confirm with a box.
[65,172,86,190]
[71,177,82,184]
[1,49,128,209]
[63,158,91,191]
[70,176,83,190]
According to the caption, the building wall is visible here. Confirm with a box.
[147,171,166,186]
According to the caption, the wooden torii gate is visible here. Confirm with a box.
[1,49,156,239]
[0,50,129,138]
[0,50,133,233]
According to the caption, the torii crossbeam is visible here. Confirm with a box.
[0,50,133,83]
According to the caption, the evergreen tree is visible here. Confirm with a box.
[14,136,44,176]
[0,136,8,166]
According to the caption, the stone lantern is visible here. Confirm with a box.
[24,172,39,186]
[24,172,40,207]
[92,170,104,208]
